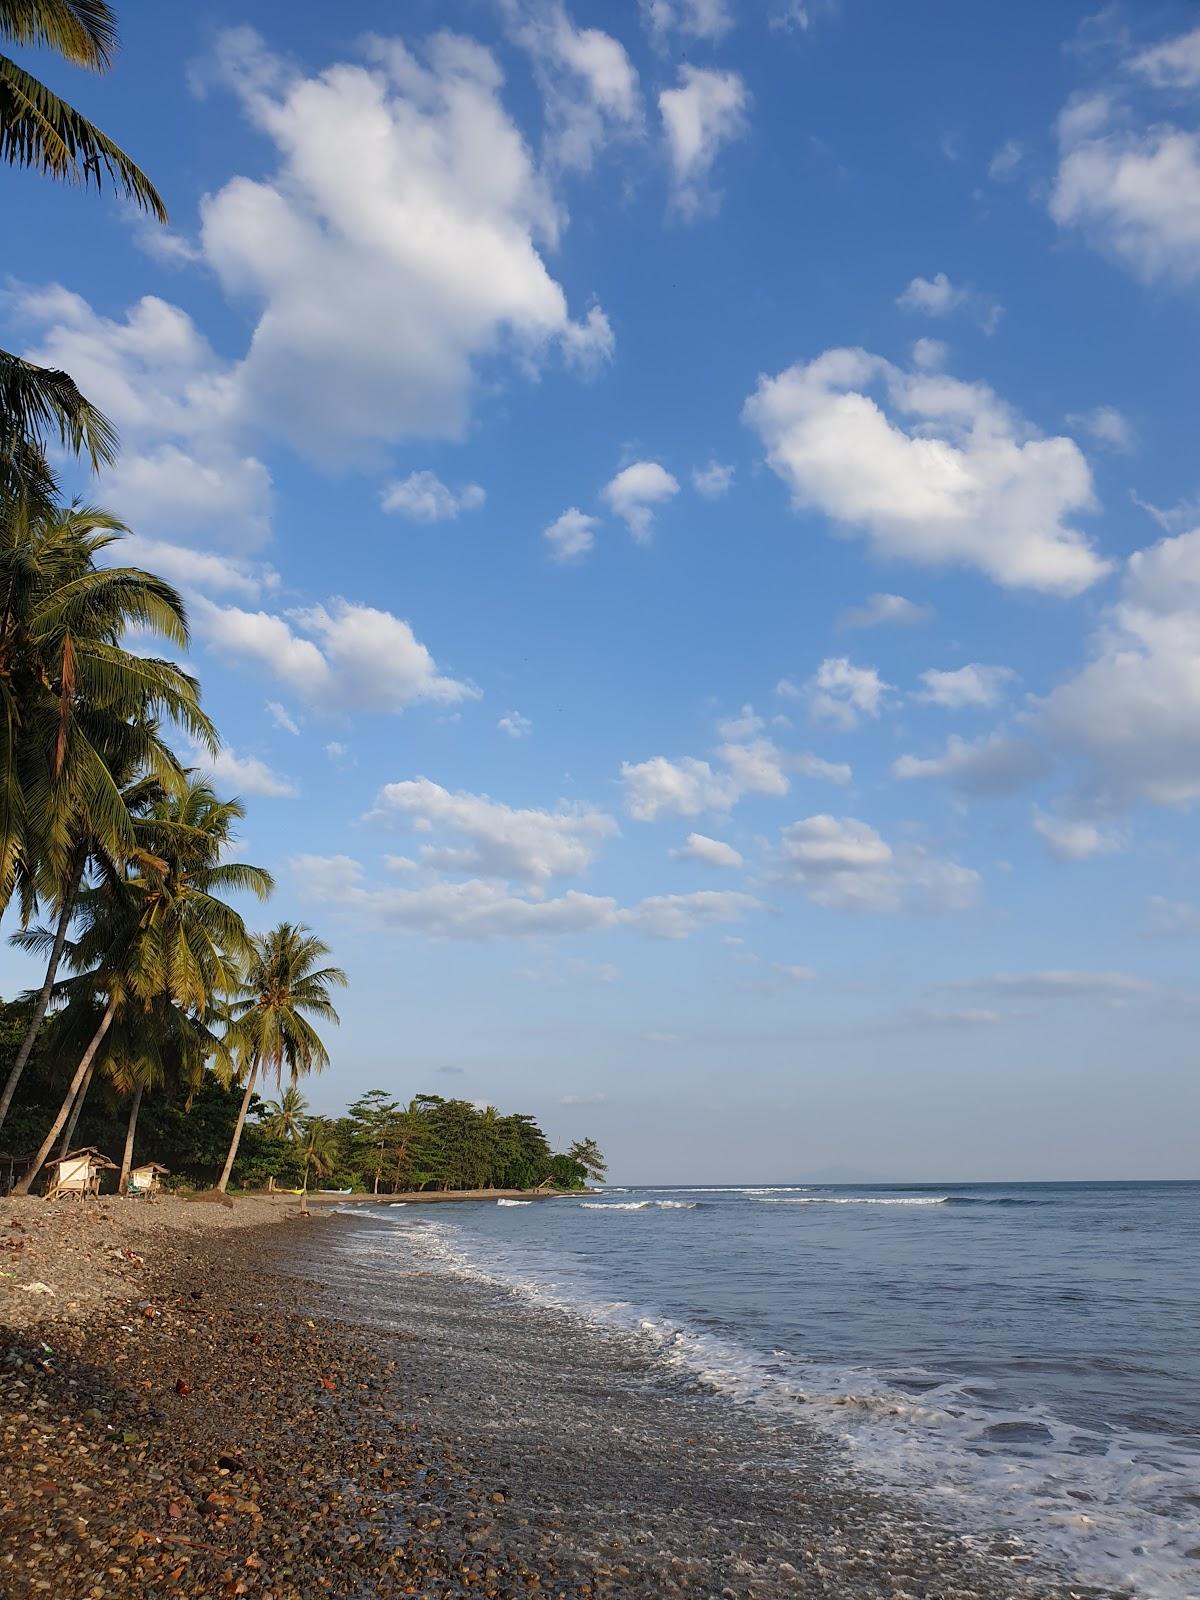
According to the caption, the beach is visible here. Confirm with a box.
[0,1196,1097,1600]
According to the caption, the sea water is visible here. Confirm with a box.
[356,1181,1200,1598]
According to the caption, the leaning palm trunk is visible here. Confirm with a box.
[56,1057,96,1161]
[215,1055,259,1193]
[118,1082,143,1195]
[13,995,117,1194]
[0,858,84,1135]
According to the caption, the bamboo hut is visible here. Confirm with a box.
[44,1147,117,1201]
[127,1161,169,1197]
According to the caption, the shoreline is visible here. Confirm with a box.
[0,1196,1095,1599]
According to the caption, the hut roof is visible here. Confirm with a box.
[51,1147,118,1170]
[131,1161,170,1175]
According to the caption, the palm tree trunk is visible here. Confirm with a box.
[215,1056,259,1193]
[118,1083,143,1195]
[13,996,117,1195]
[56,1059,96,1161]
[0,859,83,1135]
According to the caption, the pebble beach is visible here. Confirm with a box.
[0,1197,1102,1600]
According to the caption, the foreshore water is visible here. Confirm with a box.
[337,1180,1200,1599]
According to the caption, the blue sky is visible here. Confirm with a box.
[3,0,1200,1181]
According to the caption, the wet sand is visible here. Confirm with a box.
[0,1198,1103,1599]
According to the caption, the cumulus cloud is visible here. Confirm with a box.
[113,534,278,601]
[195,27,612,461]
[838,592,932,630]
[774,814,979,913]
[692,460,735,497]
[266,701,300,736]
[915,664,1016,708]
[659,66,748,219]
[622,755,736,820]
[893,733,1048,796]
[12,286,272,550]
[896,272,1002,334]
[1032,810,1123,861]
[602,461,680,540]
[194,596,475,714]
[498,711,532,738]
[502,0,643,171]
[1037,525,1200,809]
[381,471,486,521]
[957,970,1155,1000]
[743,347,1108,595]
[624,890,759,939]
[192,743,298,799]
[672,832,744,869]
[366,777,616,883]
[792,657,891,728]
[543,507,599,563]
[1050,40,1200,285]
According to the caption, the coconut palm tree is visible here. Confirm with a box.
[299,1116,341,1192]
[216,924,346,1194]
[12,778,271,1192]
[0,1,166,217]
[260,1083,309,1143]
[0,507,217,1136]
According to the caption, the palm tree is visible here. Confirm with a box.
[216,924,347,1194]
[260,1083,309,1142]
[0,352,116,526]
[299,1117,341,1192]
[0,507,217,1136]
[12,777,271,1193]
[0,1,166,217]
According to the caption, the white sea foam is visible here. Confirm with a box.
[354,1204,1200,1600]
[580,1199,697,1211]
[760,1195,947,1206]
[496,1198,531,1206]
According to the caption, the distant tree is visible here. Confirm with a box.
[344,1089,399,1193]
[567,1137,607,1183]
[260,1084,309,1143]
[300,1117,341,1191]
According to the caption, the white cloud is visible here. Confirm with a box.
[381,471,486,521]
[839,592,932,630]
[559,1091,608,1106]
[621,755,736,820]
[911,337,947,371]
[367,777,616,883]
[896,272,1001,334]
[544,506,599,563]
[195,596,475,713]
[624,890,759,939]
[988,139,1024,180]
[12,287,272,549]
[915,664,1016,708]
[267,700,300,736]
[958,970,1155,1000]
[772,962,817,982]
[803,657,891,728]
[893,734,1048,796]
[715,737,790,797]
[193,743,298,799]
[744,347,1108,595]
[197,27,612,461]
[775,814,979,913]
[1038,525,1200,808]
[672,832,744,869]
[498,711,532,738]
[641,0,734,43]
[692,460,735,497]
[1050,80,1200,284]
[601,461,680,540]
[659,66,748,219]
[1132,25,1200,89]
[1032,810,1123,862]
[1067,405,1134,453]
[792,752,853,784]
[114,534,278,600]
[502,1,643,171]
[326,741,349,761]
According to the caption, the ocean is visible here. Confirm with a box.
[347,1180,1200,1599]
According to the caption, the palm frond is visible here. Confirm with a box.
[0,347,117,471]
[0,2,118,69]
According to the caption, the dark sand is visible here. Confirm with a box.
[0,1199,1104,1599]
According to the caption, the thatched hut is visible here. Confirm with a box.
[127,1161,169,1197]
[45,1147,117,1200]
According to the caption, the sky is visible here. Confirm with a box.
[2,0,1199,1182]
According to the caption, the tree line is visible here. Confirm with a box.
[0,3,350,1194]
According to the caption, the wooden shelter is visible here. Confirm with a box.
[0,1150,30,1195]
[45,1147,117,1201]
[127,1161,169,1197]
